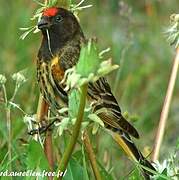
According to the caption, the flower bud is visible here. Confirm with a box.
[12,72,26,85]
[0,74,7,85]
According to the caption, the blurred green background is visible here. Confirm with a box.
[0,0,179,179]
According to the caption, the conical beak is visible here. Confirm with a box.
[38,17,50,30]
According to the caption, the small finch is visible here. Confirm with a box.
[37,7,155,179]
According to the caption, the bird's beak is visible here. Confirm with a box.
[38,17,51,30]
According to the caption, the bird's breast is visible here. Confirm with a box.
[50,56,65,82]
[37,57,67,110]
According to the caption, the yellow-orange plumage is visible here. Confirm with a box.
[51,57,64,82]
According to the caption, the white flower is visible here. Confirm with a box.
[153,156,179,179]
[0,74,6,84]
[12,72,27,86]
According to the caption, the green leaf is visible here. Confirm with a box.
[82,146,90,180]
[97,161,114,180]
[77,39,100,77]
[26,140,50,180]
[156,168,168,180]
[128,167,141,180]
[88,113,104,127]
[20,31,32,40]
[19,27,33,31]
[69,89,81,118]
[63,158,88,180]
[92,122,100,135]
[64,39,118,89]
[161,167,167,176]
[33,0,45,6]
[73,150,83,163]
[26,140,49,172]
[57,117,70,136]
[176,138,179,150]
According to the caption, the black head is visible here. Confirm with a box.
[38,7,82,42]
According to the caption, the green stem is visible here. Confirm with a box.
[2,84,12,178]
[10,81,19,103]
[83,131,102,180]
[6,108,12,175]
[2,85,7,106]
[56,83,88,179]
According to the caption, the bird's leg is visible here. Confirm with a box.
[28,111,67,135]
[28,118,59,135]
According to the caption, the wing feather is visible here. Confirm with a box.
[88,77,139,139]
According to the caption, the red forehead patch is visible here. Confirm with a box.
[43,7,58,17]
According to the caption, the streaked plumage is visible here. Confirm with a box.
[36,7,155,179]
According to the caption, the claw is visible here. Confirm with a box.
[28,119,58,135]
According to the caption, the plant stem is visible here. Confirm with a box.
[57,84,88,179]
[44,130,54,180]
[2,85,12,176]
[2,85,7,105]
[83,131,102,180]
[36,95,54,179]
[151,47,179,162]
[44,0,48,6]
[6,108,12,175]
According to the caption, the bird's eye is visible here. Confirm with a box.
[55,15,62,22]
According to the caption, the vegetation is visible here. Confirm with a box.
[0,0,179,179]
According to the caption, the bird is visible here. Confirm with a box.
[36,7,155,179]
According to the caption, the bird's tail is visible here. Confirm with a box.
[112,131,156,180]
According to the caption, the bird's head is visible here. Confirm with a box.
[38,7,82,41]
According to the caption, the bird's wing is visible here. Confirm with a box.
[50,45,139,139]
[88,77,139,139]
[112,130,156,179]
